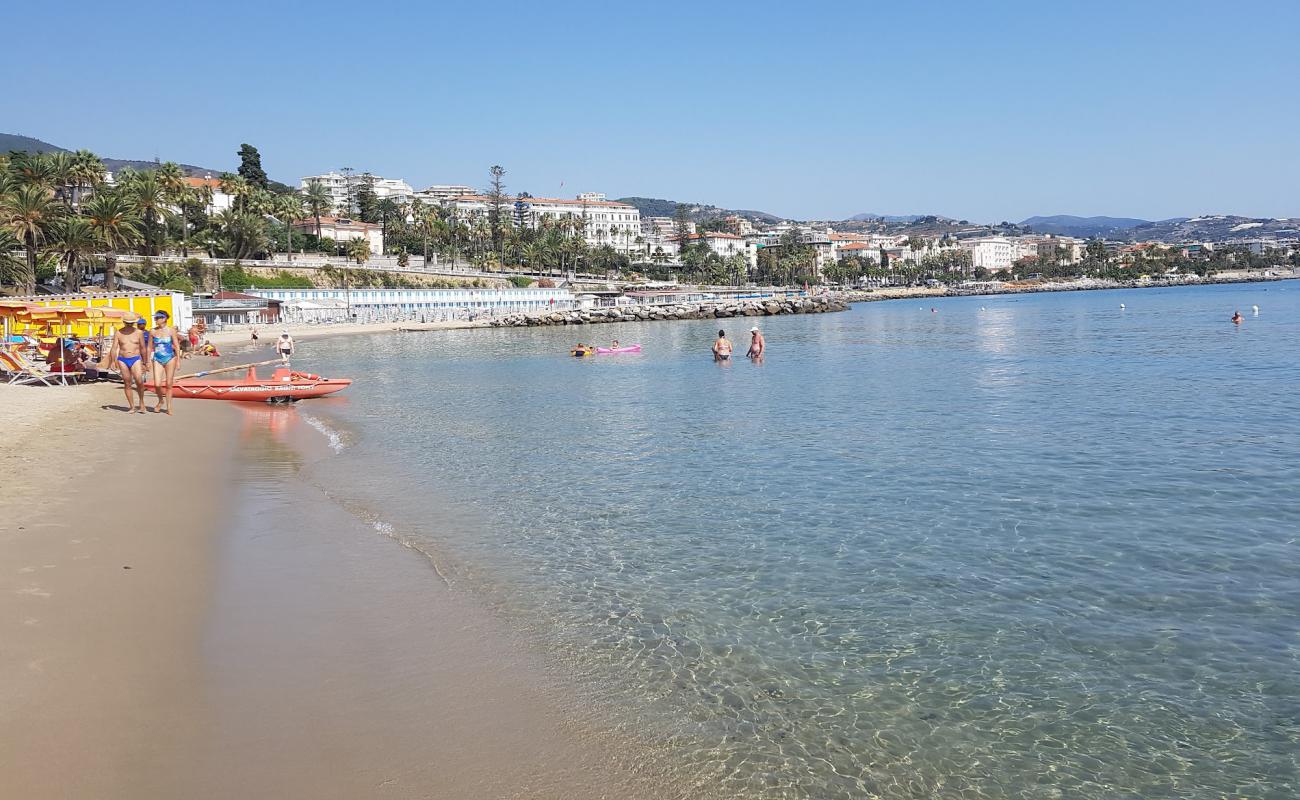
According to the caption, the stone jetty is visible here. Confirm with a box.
[487,295,850,328]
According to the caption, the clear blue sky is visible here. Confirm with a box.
[4,0,1297,222]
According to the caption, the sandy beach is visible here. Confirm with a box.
[0,383,692,799]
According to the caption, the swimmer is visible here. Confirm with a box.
[712,329,733,361]
[1231,310,1243,325]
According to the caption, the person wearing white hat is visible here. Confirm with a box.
[747,326,765,359]
[277,330,296,362]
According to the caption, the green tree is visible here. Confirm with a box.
[0,183,61,294]
[49,216,98,292]
[121,170,173,256]
[83,191,142,291]
[346,236,370,265]
[237,143,270,189]
[486,165,508,259]
[275,192,304,260]
[303,179,333,245]
[356,174,378,223]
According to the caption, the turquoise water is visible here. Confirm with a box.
[289,282,1299,798]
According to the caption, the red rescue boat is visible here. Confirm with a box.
[147,364,351,402]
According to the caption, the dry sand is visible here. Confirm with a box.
[0,384,694,799]
[206,318,485,347]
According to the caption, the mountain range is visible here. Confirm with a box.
[1019,215,1153,238]
[615,197,783,224]
[0,132,225,179]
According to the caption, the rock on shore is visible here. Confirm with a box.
[488,295,850,328]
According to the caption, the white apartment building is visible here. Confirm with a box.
[690,232,748,259]
[300,172,414,213]
[643,216,694,238]
[445,194,642,253]
[413,184,475,205]
[961,237,1017,272]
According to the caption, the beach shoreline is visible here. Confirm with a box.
[0,384,697,799]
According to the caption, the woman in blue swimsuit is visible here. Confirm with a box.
[149,310,183,415]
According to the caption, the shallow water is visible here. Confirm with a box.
[286,282,1300,798]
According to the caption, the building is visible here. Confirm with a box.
[182,175,236,215]
[247,286,575,319]
[413,184,475,205]
[291,216,384,255]
[960,237,1017,272]
[722,215,754,236]
[192,291,281,326]
[300,172,414,214]
[689,232,748,259]
[1035,235,1083,265]
[643,216,693,238]
[444,194,642,253]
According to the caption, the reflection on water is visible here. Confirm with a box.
[262,283,1300,799]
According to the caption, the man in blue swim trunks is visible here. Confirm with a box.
[102,312,148,413]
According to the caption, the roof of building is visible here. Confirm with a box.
[184,176,224,190]
[839,242,873,251]
[689,232,742,240]
[452,194,635,209]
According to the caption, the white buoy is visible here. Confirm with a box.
[1252,305,1260,315]
[980,306,986,311]
[1120,303,1126,309]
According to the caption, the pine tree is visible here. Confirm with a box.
[237,143,269,189]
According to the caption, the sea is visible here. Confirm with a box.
[238,281,1300,799]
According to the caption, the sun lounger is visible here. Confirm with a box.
[0,348,83,386]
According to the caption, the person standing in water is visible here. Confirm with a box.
[102,312,148,413]
[277,331,295,361]
[747,326,765,359]
[1232,310,1243,325]
[149,310,183,415]
[713,329,733,361]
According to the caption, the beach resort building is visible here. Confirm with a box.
[444,194,642,253]
[291,216,384,255]
[246,286,574,321]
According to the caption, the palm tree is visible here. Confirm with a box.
[0,230,26,287]
[212,209,269,260]
[346,236,370,266]
[8,151,56,190]
[69,150,105,207]
[219,173,251,212]
[83,191,142,291]
[122,171,173,256]
[49,216,98,292]
[1,183,62,294]
[46,151,78,209]
[303,179,332,247]
[275,192,304,260]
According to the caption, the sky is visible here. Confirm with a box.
[3,0,1297,222]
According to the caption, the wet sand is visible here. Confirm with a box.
[0,385,691,799]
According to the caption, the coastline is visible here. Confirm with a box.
[202,273,1295,349]
[0,385,695,799]
[0,384,237,798]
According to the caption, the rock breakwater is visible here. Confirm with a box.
[488,295,849,327]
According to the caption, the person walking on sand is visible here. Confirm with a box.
[149,310,183,415]
[277,330,296,362]
[251,327,259,341]
[713,329,733,361]
[747,326,765,359]
[102,312,148,413]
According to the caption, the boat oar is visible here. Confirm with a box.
[174,358,283,381]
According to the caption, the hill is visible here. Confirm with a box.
[848,213,928,223]
[2,132,230,179]
[1125,215,1300,243]
[615,197,783,224]
[1021,215,1150,238]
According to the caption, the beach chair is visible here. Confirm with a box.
[0,348,81,386]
